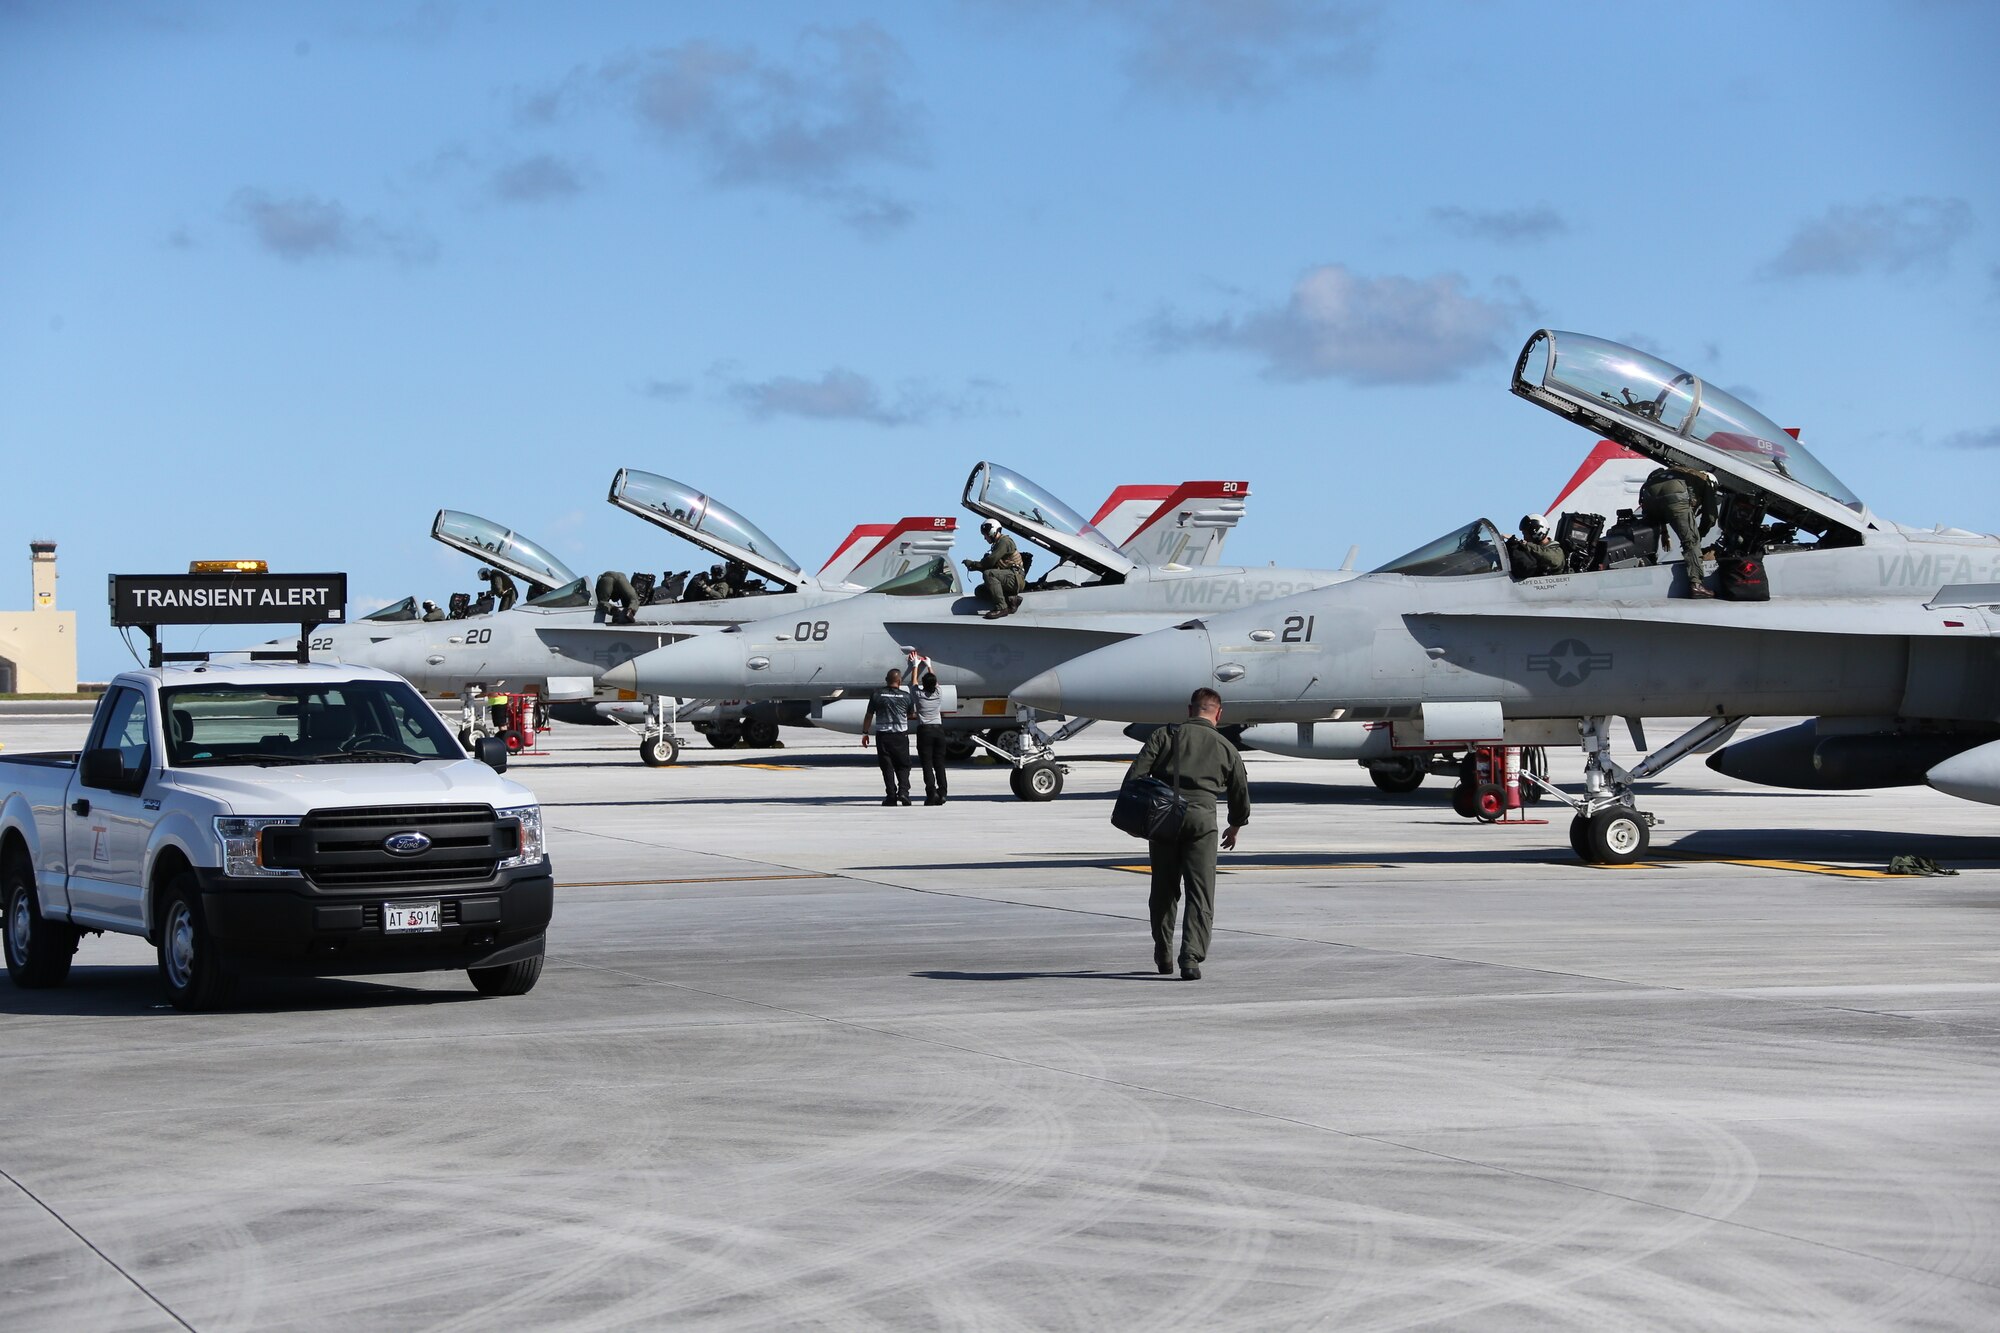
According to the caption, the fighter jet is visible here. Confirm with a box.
[306,474,960,761]
[1014,329,2000,861]
[604,463,1355,798]
[1232,436,1666,794]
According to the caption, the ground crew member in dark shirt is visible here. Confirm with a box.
[861,667,914,805]
[964,519,1024,618]
[1126,687,1250,980]
[1641,466,1719,597]
[1508,515,1567,579]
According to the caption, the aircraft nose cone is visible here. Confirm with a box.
[1014,626,1214,723]
[627,633,747,698]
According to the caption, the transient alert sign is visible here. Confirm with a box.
[109,573,347,626]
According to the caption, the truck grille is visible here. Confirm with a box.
[266,804,515,890]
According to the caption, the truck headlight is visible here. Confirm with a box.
[496,804,545,869]
[213,817,303,878]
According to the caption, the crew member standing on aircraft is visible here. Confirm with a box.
[481,567,519,612]
[1127,688,1249,981]
[964,519,1024,619]
[595,570,640,623]
[861,667,914,806]
[1507,515,1567,579]
[908,652,948,805]
[1640,465,1719,597]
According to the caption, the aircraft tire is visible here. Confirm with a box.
[943,735,977,761]
[1568,814,1590,859]
[1577,807,1649,865]
[1010,761,1063,801]
[1367,760,1426,794]
[639,735,680,767]
[745,718,781,748]
[469,950,545,997]
[709,726,742,750]
[4,854,78,989]
[1473,782,1507,822]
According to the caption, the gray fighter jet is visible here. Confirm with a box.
[1013,330,2000,861]
[305,474,959,762]
[603,464,1354,798]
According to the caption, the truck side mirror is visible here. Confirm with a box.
[474,737,509,773]
[80,748,134,791]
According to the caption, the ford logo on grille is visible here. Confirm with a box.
[383,831,432,857]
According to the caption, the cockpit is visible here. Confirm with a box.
[961,461,1138,589]
[1371,521,1506,578]
[1513,332,1867,554]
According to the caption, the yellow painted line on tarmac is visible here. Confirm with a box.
[1668,855,1903,879]
[1108,863,1395,874]
[565,873,838,888]
[733,762,806,771]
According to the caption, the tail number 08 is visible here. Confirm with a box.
[795,621,829,641]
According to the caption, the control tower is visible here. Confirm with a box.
[0,540,79,693]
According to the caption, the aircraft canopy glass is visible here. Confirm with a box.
[865,556,959,597]
[361,596,419,622]
[613,471,802,574]
[431,511,580,589]
[967,464,1122,554]
[1371,520,1505,577]
[1533,332,1862,510]
[525,577,593,608]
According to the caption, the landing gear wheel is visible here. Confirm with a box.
[744,718,780,748]
[1472,782,1507,822]
[469,950,544,997]
[986,728,1026,758]
[1010,761,1064,801]
[1573,807,1649,865]
[458,728,473,749]
[708,725,742,750]
[1367,759,1426,794]
[4,857,78,989]
[1450,782,1479,819]
[156,873,235,1011]
[943,734,977,761]
[639,734,680,767]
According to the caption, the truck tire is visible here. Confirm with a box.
[469,951,544,997]
[639,734,680,766]
[4,857,79,989]
[157,873,235,1011]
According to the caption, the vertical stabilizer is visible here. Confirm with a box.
[823,517,959,589]
[1543,441,1652,525]
[1117,481,1250,567]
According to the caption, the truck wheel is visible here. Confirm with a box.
[639,735,680,767]
[1010,761,1063,801]
[469,951,544,997]
[1367,759,1426,794]
[4,857,79,989]
[1576,807,1649,865]
[157,873,235,1011]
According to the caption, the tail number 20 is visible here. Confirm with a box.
[1280,615,1315,644]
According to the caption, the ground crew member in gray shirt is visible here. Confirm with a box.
[907,651,948,804]
[861,667,914,805]
[964,519,1024,618]
[1125,687,1250,980]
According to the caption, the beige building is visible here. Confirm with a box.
[0,541,79,693]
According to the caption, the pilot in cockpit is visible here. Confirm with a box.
[1506,515,1567,580]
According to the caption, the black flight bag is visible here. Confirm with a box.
[1112,726,1188,841]
[1718,554,1771,601]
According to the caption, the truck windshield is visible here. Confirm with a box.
[161,680,462,766]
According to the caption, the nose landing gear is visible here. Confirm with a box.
[1542,715,1745,864]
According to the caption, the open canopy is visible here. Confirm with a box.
[430,511,581,594]
[961,461,1137,581]
[1371,520,1506,578]
[864,555,960,597]
[606,469,805,590]
[1512,331,1866,535]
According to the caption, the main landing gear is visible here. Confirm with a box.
[1537,715,1744,864]
[973,706,1093,801]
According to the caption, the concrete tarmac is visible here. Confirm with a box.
[3,716,1998,1329]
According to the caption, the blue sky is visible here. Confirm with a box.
[3,0,1996,677]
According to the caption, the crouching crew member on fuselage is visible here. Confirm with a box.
[965,519,1024,619]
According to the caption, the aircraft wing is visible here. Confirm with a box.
[1411,598,1989,637]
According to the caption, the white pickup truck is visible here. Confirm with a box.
[1,662,554,1009]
